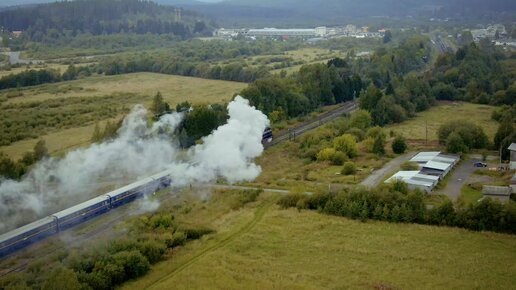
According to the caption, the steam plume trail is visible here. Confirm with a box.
[0,96,268,234]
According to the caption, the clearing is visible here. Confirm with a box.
[386,101,499,141]
[124,193,516,290]
[1,72,246,105]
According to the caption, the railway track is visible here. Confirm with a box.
[0,101,357,278]
[265,100,357,148]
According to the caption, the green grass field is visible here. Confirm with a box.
[386,101,499,141]
[123,193,516,290]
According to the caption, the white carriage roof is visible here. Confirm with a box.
[52,195,111,219]
[106,176,155,197]
[0,216,55,242]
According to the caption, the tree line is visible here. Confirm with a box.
[278,183,516,235]
[0,0,212,42]
[240,58,363,120]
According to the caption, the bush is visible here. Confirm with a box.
[167,232,187,248]
[438,121,488,150]
[277,193,305,209]
[330,151,348,165]
[113,250,150,279]
[341,162,357,175]
[391,136,407,154]
[317,148,337,162]
[182,227,214,240]
[446,132,468,153]
[333,134,358,158]
[372,135,386,155]
[137,241,166,264]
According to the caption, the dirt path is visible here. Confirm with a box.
[146,197,277,289]
[360,153,413,187]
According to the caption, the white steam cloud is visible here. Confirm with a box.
[0,96,268,234]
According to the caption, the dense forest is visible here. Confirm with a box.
[0,0,214,41]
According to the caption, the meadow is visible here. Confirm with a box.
[386,101,499,141]
[0,73,246,159]
[1,72,245,105]
[123,192,516,290]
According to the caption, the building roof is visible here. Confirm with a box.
[410,152,441,163]
[482,185,512,197]
[508,143,516,152]
[385,171,435,188]
[423,160,452,171]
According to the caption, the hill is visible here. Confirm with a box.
[172,0,516,27]
[0,0,214,39]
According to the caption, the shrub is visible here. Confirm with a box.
[317,147,337,161]
[277,193,305,209]
[391,136,407,154]
[446,132,468,153]
[341,162,357,175]
[167,232,187,248]
[333,134,358,158]
[330,151,348,165]
[182,227,214,240]
[372,135,386,155]
[137,241,166,264]
[113,250,150,279]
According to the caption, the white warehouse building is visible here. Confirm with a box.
[384,152,460,192]
[246,27,327,38]
[385,171,440,192]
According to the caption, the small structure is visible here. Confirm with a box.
[410,151,440,164]
[511,174,516,194]
[410,151,459,178]
[385,171,439,193]
[385,151,460,192]
[482,186,512,203]
[508,143,516,170]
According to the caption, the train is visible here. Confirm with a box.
[0,171,172,257]
[262,127,273,144]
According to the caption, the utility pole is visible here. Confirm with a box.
[425,119,428,145]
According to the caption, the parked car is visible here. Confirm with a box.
[474,162,487,167]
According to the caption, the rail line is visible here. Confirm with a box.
[0,101,356,278]
[265,100,357,148]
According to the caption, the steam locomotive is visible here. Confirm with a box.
[0,171,172,257]
[262,127,273,144]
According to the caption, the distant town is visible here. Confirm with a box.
[215,25,385,41]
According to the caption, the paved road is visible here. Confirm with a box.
[435,157,481,201]
[360,153,413,187]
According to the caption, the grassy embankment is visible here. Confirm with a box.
[385,101,499,142]
[0,73,246,159]
[124,192,516,290]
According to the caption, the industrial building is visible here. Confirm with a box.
[246,27,327,38]
[509,143,516,170]
[482,186,512,203]
[385,171,439,192]
[384,152,460,192]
